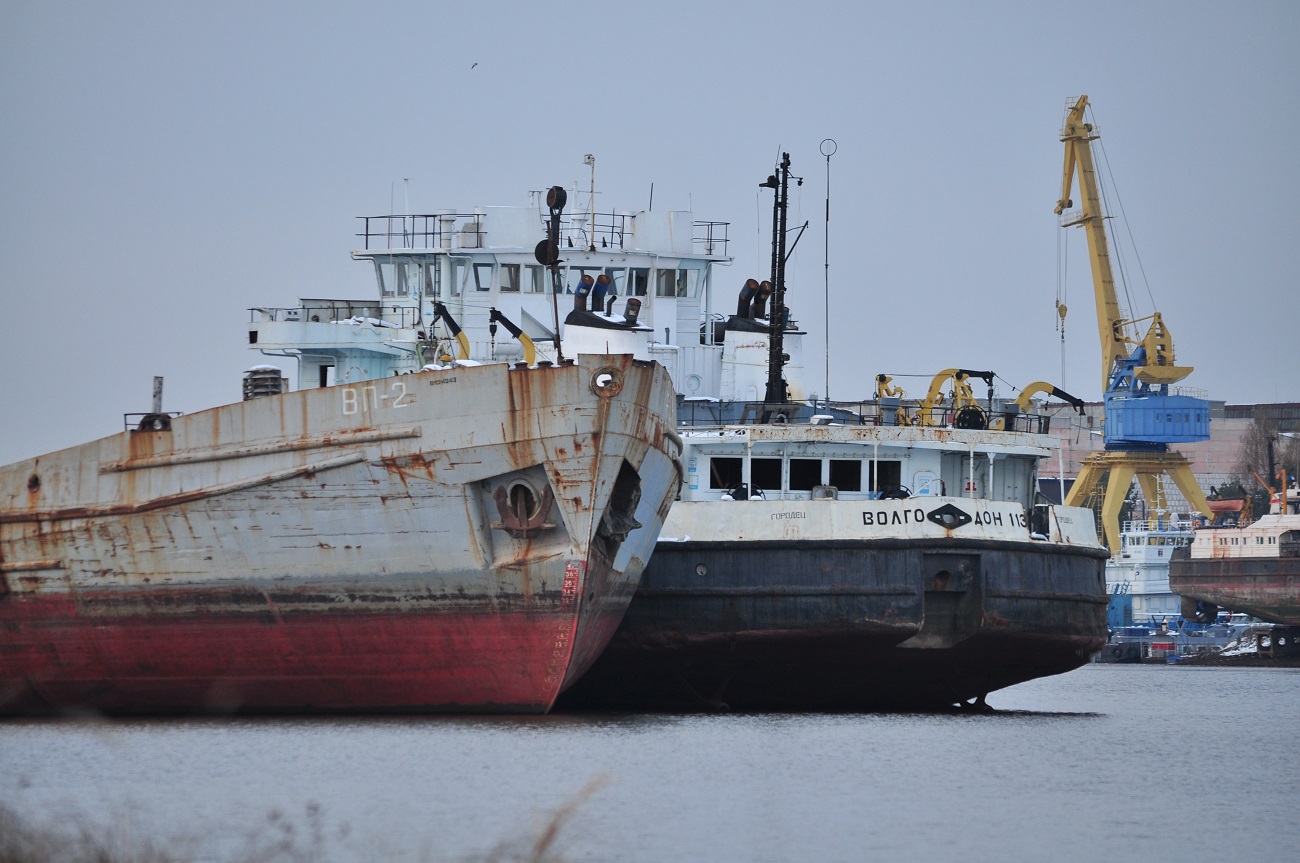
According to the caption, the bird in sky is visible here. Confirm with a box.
[471,62,478,69]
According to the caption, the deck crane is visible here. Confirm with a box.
[1054,95,1212,552]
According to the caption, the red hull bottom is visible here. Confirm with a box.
[0,600,617,715]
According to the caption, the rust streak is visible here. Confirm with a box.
[2,453,367,525]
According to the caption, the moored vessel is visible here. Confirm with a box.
[0,186,683,715]
[1169,481,1300,628]
[559,154,1110,711]
[1106,517,1196,628]
[1098,517,1247,663]
[559,417,1109,711]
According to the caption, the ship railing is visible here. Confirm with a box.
[355,212,730,257]
[1171,385,1208,399]
[693,221,730,257]
[357,214,485,251]
[556,210,626,251]
[250,302,419,329]
[679,399,1064,431]
[122,411,183,432]
[1119,518,1196,534]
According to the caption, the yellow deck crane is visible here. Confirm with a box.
[1054,95,1212,552]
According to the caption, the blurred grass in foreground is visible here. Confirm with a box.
[0,778,606,863]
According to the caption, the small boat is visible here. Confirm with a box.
[0,185,683,715]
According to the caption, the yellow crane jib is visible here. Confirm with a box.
[991,381,1084,432]
[917,369,994,429]
[875,374,911,426]
[488,307,537,367]
[431,302,472,362]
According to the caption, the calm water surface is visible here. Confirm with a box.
[2,664,1297,862]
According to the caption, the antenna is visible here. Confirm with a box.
[820,138,836,405]
[583,154,596,251]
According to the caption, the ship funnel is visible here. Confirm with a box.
[573,273,594,313]
[751,281,773,319]
[624,297,642,327]
[736,279,759,318]
[593,274,611,313]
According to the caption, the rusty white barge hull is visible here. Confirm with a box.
[0,355,681,715]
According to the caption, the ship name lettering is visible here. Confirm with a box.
[861,508,925,527]
[342,381,414,415]
[973,510,1004,527]
[771,511,806,520]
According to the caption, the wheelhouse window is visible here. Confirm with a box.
[656,268,689,297]
[629,268,649,296]
[377,261,421,297]
[709,457,742,490]
[868,460,902,493]
[829,459,862,492]
[751,457,781,492]
[473,263,493,291]
[449,260,466,296]
[500,264,520,292]
[602,267,623,297]
[423,263,438,297]
[789,458,822,491]
[527,265,546,293]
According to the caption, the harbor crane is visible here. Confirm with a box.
[1054,95,1212,552]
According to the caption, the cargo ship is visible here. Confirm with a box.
[0,186,683,715]
[558,154,1110,711]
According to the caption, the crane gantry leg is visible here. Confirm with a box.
[1066,451,1212,553]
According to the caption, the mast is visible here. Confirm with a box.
[763,153,792,404]
[535,185,567,362]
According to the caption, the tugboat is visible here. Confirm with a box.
[0,185,682,715]
[1097,516,1248,663]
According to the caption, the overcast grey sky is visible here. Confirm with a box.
[2,0,1296,465]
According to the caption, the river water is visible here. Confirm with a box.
[1,664,1297,862]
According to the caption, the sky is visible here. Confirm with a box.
[2,0,1297,466]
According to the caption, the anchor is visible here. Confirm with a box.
[491,483,556,538]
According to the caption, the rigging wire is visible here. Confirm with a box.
[1056,213,1068,384]
[1095,135,1157,313]
[1086,104,1148,343]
